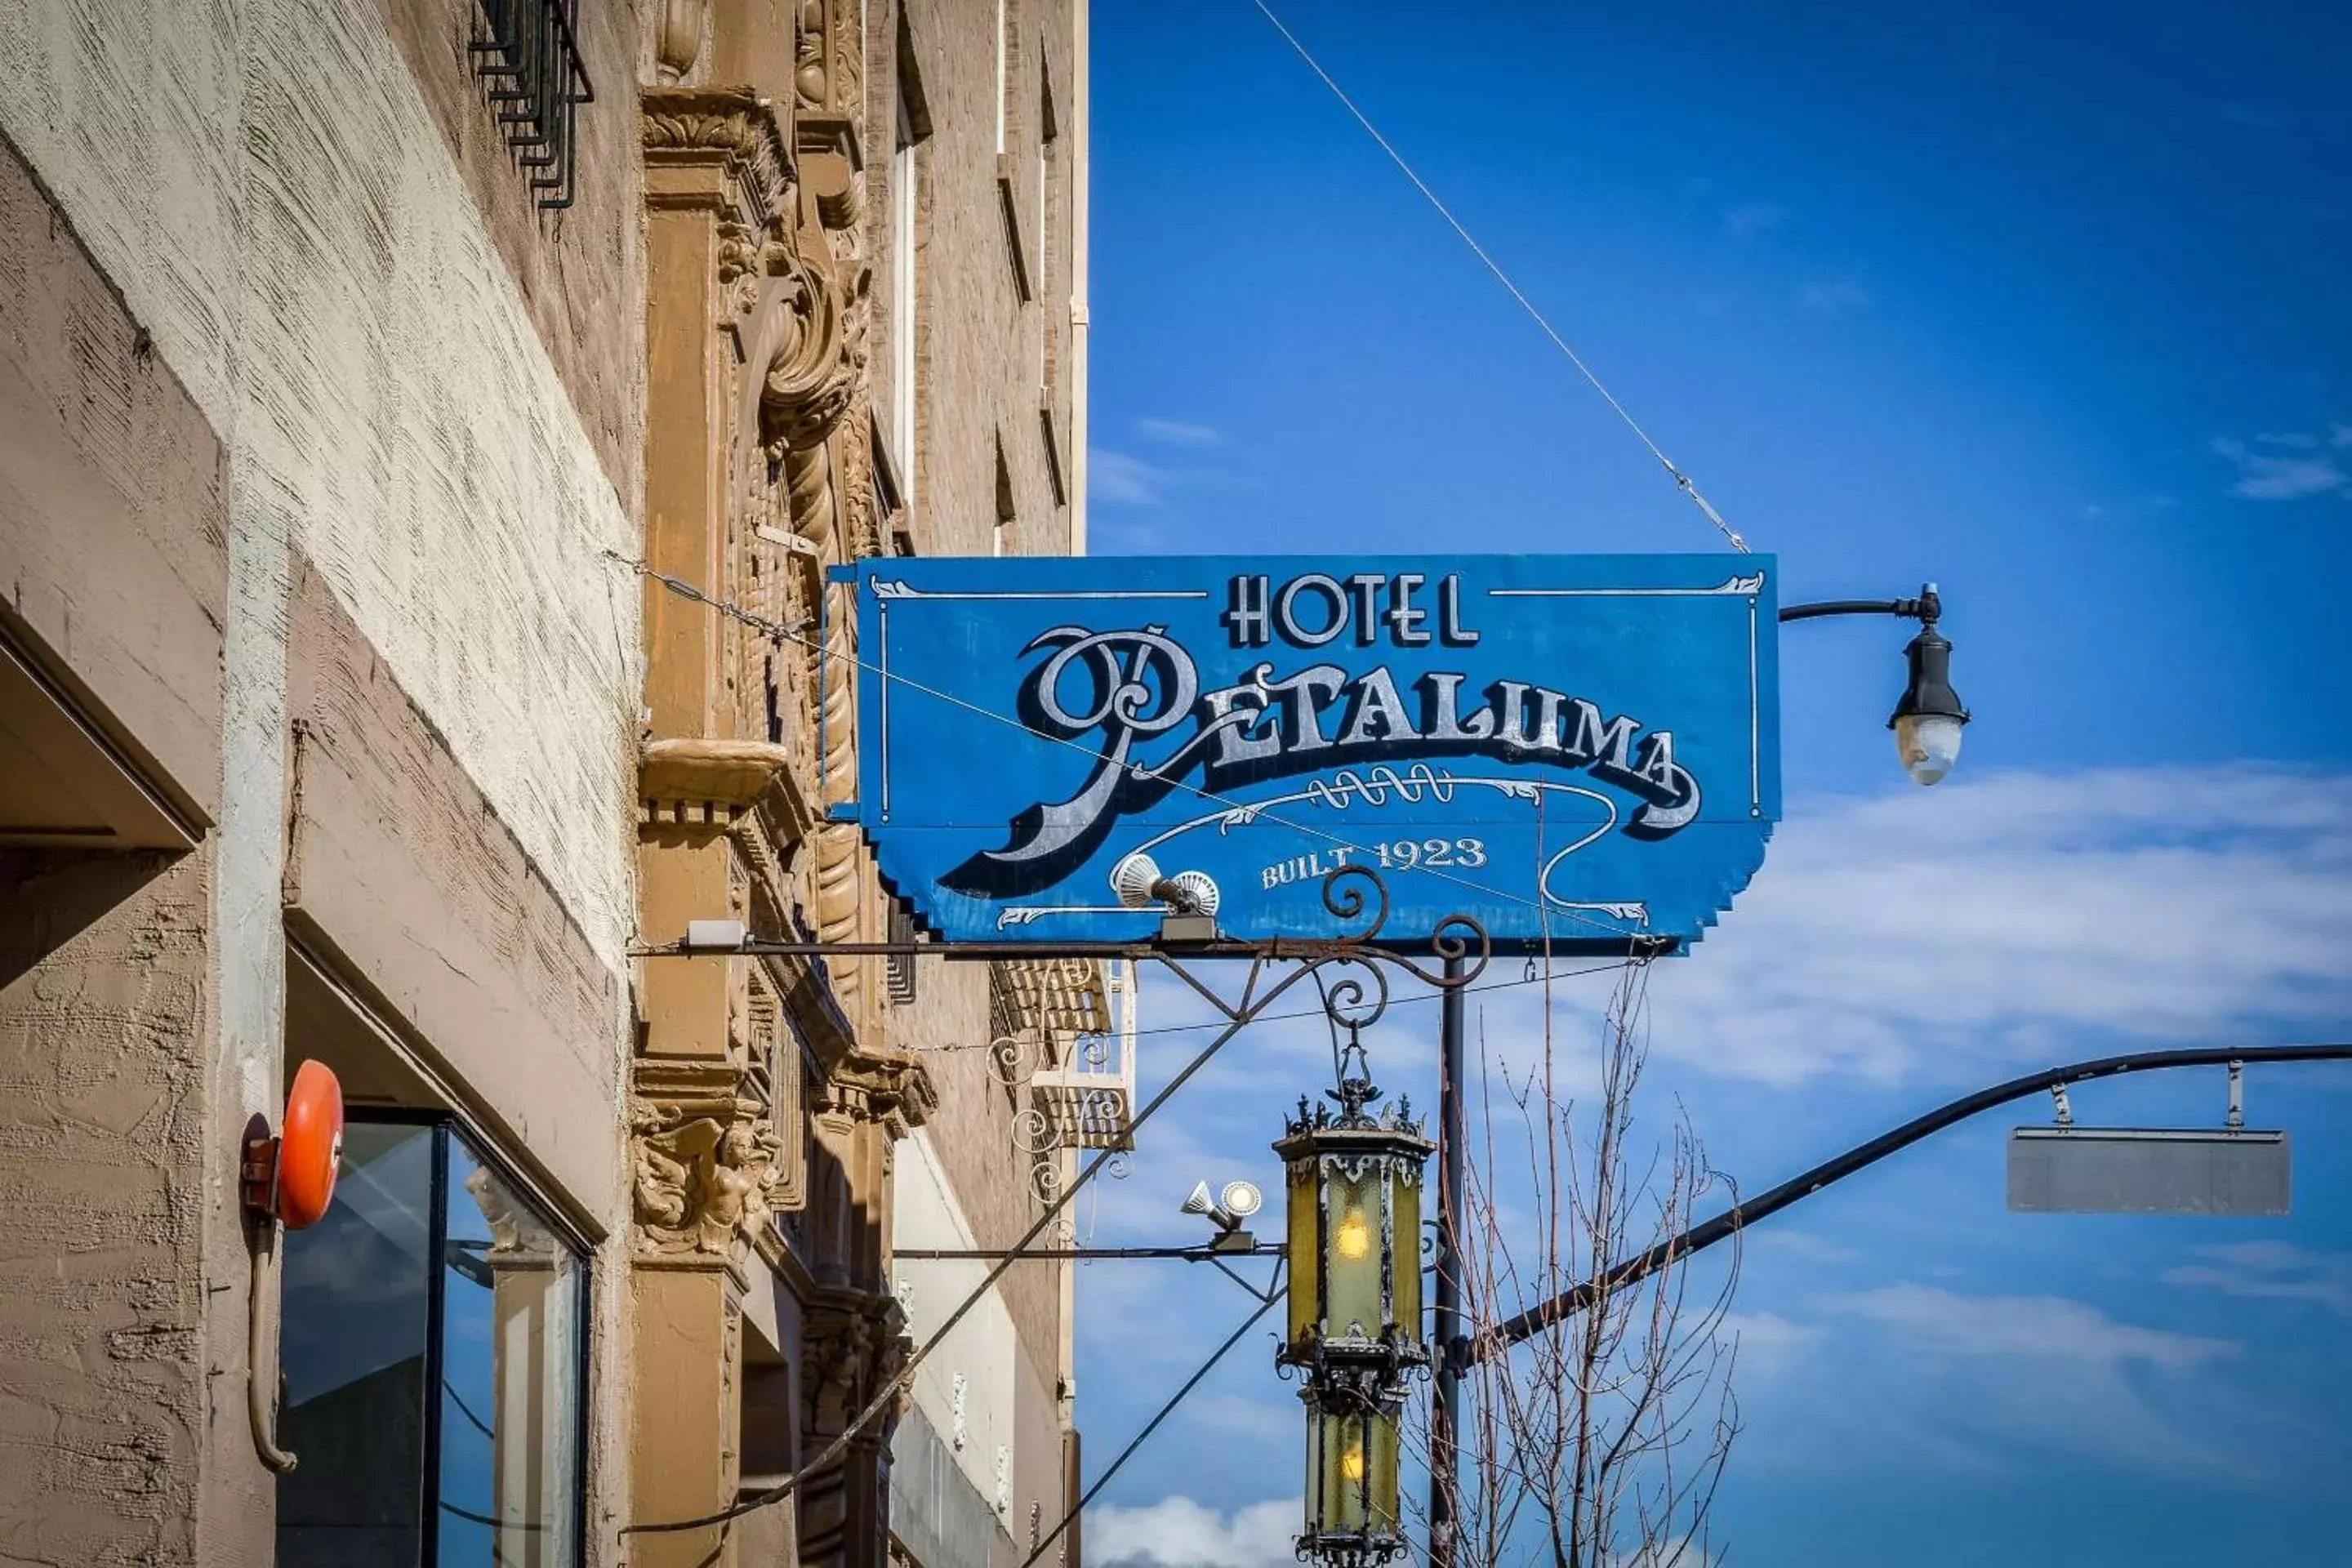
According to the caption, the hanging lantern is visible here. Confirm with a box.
[1301,1376,1406,1561]
[1274,1027,1430,1565]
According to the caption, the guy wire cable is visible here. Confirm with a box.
[622,955,1320,1536]
[1244,0,1751,555]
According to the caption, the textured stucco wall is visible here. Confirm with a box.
[0,120,247,1566]
[0,0,639,973]
[0,849,216,1565]
[0,1,639,1557]
[0,131,229,835]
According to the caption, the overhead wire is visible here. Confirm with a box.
[1242,0,1751,555]
[621,956,1315,1538]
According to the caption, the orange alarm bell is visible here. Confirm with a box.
[247,1060,345,1231]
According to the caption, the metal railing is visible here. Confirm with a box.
[470,0,595,210]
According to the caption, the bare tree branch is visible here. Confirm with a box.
[1405,958,1743,1568]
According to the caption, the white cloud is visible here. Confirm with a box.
[1088,1495,1302,1568]
[1807,1284,2256,1474]
[1624,767,2352,1085]
[1719,1310,1824,1379]
[1136,417,1223,448]
[1748,1229,1860,1265]
[2212,430,2352,502]
[1178,1392,1294,1443]
[2162,1241,2352,1316]
[1092,449,1168,505]
[1824,1284,2241,1371]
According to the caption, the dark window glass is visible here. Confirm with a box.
[278,1118,586,1567]
[278,1120,436,1568]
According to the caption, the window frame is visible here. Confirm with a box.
[278,1109,593,1567]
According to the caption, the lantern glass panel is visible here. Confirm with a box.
[1391,1167,1422,1335]
[1307,1399,1371,1536]
[1323,1165,1386,1342]
[1285,1155,1320,1348]
[1305,1394,1404,1545]
[1365,1401,1401,1534]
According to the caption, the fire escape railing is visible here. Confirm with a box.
[470,0,595,210]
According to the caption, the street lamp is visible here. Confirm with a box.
[1890,599,1969,786]
[1275,1028,1432,1566]
[1780,581,1971,786]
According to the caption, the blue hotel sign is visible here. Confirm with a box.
[844,555,1780,953]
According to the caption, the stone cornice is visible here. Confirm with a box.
[641,86,794,235]
[639,737,815,849]
[641,735,796,807]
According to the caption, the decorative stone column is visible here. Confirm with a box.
[629,733,803,1568]
[631,20,922,1566]
[797,1054,932,1568]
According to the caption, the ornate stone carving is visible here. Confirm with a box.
[631,1077,786,1262]
[823,1045,936,1138]
[834,398,880,559]
[801,1288,911,1435]
[642,87,794,237]
[655,0,710,82]
[793,0,864,120]
[762,251,871,457]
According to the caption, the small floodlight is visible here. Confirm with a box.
[1182,1178,1259,1241]
[1111,853,1223,933]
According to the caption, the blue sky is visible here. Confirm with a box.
[1067,3,2352,1566]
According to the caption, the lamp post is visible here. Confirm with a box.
[1422,582,1970,1566]
[1276,1028,1432,1567]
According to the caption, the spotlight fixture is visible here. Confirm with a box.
[1111,853,1222,941]
[1181,1178,1264,1251]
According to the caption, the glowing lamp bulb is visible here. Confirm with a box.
[1341,1442,1366,1482]
[1334,1209,1372,1261]
[1895,712,1963,786]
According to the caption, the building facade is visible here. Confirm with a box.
[0,1,1098,1564]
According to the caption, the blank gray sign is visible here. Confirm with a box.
[2007,1127,2290,1216]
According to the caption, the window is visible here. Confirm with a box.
[278,1118,587,1567]
[994,0,1009,154]
[1038,51,1058,403]
[892,87,920,522]
[992,434,1016,556]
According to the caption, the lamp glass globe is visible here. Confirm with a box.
[1895,713,1963,786]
